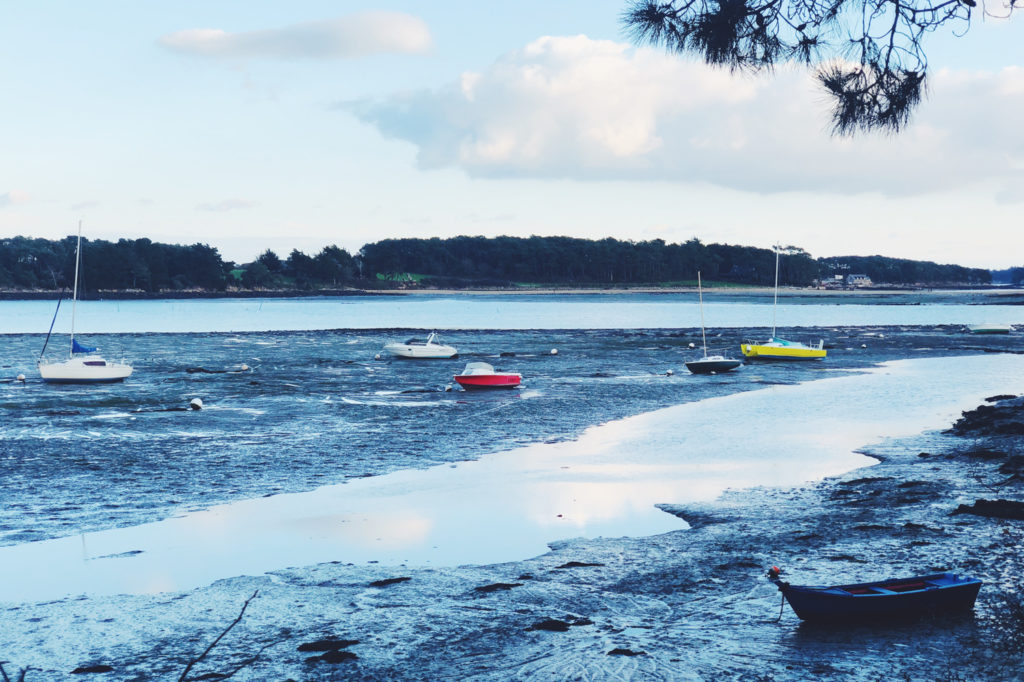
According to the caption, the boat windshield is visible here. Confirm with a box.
[461,362,494,374]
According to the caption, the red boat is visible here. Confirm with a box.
[454,362,521,389]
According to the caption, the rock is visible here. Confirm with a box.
[527,619,570,632]
[554,561,604,569]
[70,665,114,674]
[500,351,516,357]
[474,582,523,593]
[607,648,646,656]
[298,638,360,652]
[952,499,1024,520]
[369,576,411,587]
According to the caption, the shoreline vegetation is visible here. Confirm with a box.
[3,234,1017,300]
[3,284,1024,302]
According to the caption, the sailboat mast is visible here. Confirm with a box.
[771,245,779,339]
[698,271,708,358]
[69,220,82,358]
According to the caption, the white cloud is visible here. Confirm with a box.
[0,190,30,207]
[197,199,256,212]
[161,12,431,60]
[342,35,1024,197]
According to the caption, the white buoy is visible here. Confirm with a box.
[240,364,250,371]
[550,349,558,355]
[16,374,25,383]
[374,353,382,360]
[190,398,203,410]
[666,369,674,376]
[861,344,867,348]
[688,342,695,349]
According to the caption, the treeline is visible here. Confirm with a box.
[0,234,996,293]
[819,255,991,287]
[0,236,357,293]
[0,236,228,292]
[359,236,990,287]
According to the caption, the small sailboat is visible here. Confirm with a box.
[768,566,982,623]
[741,245,826,361]
[37,223,132,383]
[383,332,458,359]
[454,362,521,389]
[685,272,740,375]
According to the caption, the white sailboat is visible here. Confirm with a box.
[740,245,826,361]
[685,272,741,374]
[37,223,132,383]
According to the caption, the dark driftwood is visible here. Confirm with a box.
[177,590,259,682]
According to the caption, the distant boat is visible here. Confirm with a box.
[741,245,826,361]
[454,362,521,389]
[37,222,132,384]
[685,271,740,375]
[966,323,1013,334]
[768,567,982,623]
[383,332,457,359]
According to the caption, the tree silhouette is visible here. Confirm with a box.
[623,0,1018,134]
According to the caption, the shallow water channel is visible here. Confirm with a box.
[2,353,1023,602]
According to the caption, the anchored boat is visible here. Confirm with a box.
[37,222,132,384]
[768,567,982,623]
[685,271,740,375]
[742,246,826,361]
[383,332,458,359]
[454,362,521,389]
[966,323,1013,334]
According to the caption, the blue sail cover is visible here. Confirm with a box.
[72,339,97,354]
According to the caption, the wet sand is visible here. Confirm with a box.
[2,357,1024,680]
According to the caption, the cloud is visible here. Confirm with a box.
[160,12,431,60]
[341,35,1024,196]
[0,190,29,207]
[197,199,256,212]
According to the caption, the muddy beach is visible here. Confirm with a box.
[5,394,1023,680]
[1,327,1023,680]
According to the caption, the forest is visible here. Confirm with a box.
[0,234,997,295]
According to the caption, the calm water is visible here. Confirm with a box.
[2,294,1023,602]
[2,293,1024,334]
[2,353,1023,601]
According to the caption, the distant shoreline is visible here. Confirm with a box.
[1,285,1023,302]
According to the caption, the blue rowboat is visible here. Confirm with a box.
[767,567,982,622]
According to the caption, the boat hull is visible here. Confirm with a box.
[454,374,521,389]
[383,343,458,359]
[685,358,741,374]
[741,342,826,360]
[967,324,1013,334]
[39,357,133,383]
[776,573,981,623]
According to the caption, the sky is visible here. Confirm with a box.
[0,2,1021,268]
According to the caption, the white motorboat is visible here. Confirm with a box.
[966,323,1013,334]
[37,222,133,383]
[383,332,457,359]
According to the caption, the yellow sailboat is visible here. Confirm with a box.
[741,246,826,361]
